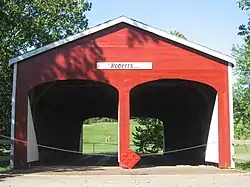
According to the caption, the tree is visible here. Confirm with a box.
[0,0,92,136]
[233,0,250,139]
[233,44,250,139]
[132,118,164,154]
[169,29,187,40]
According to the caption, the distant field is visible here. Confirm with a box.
[82,120,139,153]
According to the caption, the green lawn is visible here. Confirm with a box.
[234,144,250,171]
[81,120,139,153]
[234,145,250,155]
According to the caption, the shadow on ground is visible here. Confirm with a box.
[0,162,20,182]
[8,165,246,176]
[26,152,219,168]
[8,153,222,175]
[0,173,21,182]
[0,156,246,178]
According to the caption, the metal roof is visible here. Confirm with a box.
[9,16,235,66]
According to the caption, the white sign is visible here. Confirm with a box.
[97,62,152,70]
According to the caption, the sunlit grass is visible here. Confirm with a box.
[82,120,139,153]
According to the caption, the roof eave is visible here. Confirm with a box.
[8,16,235,67]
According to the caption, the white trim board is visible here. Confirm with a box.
[9,16,235,66]
[118,100,120,163]
[228,64,235,168]
[10,63,17,169]
[205,94,219,163]
[27,97,39,163]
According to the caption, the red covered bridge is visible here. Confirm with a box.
[9,16,235,169]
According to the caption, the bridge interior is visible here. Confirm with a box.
[29,80,119,165]
[29,79,217,167]
[130,79,217,166]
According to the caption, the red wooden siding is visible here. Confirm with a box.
[14,23,231,168]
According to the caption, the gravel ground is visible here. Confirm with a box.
[0,166,250,187]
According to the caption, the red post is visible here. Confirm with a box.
[118,89,140,168]
[118,89,130,167]
[218,91,231,168]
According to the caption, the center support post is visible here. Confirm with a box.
[118,88,140,169]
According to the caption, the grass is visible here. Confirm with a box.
[0,165,10,173]
[234,144,250,171]
[82,120,139,153]
[234,145,250,155]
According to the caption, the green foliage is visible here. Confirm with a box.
[235,161,250,171]
[233,1,250,139]
[0,0,92,136]
[169,30,187,40]
[238,0,250,45]
[0,166,11,173]
[238,0,250,10]
[232,45,250,139]
[132,118,164,154]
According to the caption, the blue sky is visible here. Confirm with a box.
[86,0,248,56]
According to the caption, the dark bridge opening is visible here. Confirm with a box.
[130,79,217,167]
[28,80,118,166]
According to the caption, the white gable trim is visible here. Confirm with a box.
[9,16,235,66]
[228,64,235,168]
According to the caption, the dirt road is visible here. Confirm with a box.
[0,166,249,187]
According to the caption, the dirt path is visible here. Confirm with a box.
[1,166,249,187]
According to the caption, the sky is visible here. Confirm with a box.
[86,0,248,57]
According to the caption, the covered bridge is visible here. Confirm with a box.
[9,16,235,169]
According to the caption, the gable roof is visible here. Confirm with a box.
[9,16,235,66]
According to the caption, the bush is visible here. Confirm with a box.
[132,117,163,154]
